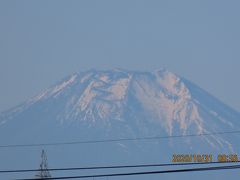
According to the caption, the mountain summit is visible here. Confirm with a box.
[27,68,205,136]
[0,69,240,172]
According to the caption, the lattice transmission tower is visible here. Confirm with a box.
[35,150,51,179]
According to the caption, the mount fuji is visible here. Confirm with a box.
[0,69,240,179]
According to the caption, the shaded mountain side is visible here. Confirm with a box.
[0,69,240,166]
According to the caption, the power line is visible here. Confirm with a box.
[1,160,240,174]
[0,130,240,148]
[15,164,240,180]
[35,150,51,178]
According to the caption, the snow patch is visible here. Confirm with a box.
[52,74,77,97]
[99,75,109,83]
[107,77,131,101]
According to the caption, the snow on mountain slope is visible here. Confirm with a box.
[1,68,240,180]
[0,69,240,153]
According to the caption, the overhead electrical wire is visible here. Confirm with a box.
[15,164,240,180]
[1,130,239,179]
[0,130,239,148]
[1,160,240,174]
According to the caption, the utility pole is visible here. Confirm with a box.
[35,150,51,179]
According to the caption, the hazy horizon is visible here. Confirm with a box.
[1,0,240,113]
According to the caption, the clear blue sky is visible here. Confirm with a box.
[0,0,239,112]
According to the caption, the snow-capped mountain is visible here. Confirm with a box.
[0,69,240,179]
